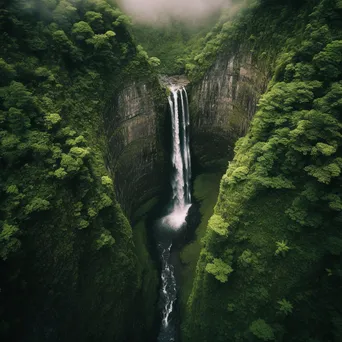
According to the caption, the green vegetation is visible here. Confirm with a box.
[132,22,190,75]
[275,240,291,257]
[208,214,229,237]
[131,12,222,75]
[2,0,342,341]
[277,299,293,316]
[0,0,160,341]
[179,173,222,314]
[205,258,234,283]
[184,0,313,82]
[184,0,342,341]
[249,319,275,341]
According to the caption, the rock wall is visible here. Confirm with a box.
[105,80,168,216]
[189,49,270,170]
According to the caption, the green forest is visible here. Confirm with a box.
[0,0,161,341]
[1,0,342,341]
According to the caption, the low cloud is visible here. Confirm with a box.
[117,0,231,25]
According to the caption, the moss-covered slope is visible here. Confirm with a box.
[0,0,162,341]
[187,0,321,171]
[184,1,342,341]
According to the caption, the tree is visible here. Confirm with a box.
[0,223,21,260]
[208,214,228,236]
[305,162,341,184]
[311,142,337,157]
[148,57,161,68]
[275,240,291,257]
[0,58,16,85]
[25,197,50,215]
[45,113,61,129]
[61,153,83,173]
[97,194,113,210]
[95,229,115,250]
[277,299,293,315]
[72,21,94,41]
[54,168,67,179]
[7,107,31,133]
[53,0,78,29]
[113,14,131,27]
[0,81,33,109]
[85,11,103,32]
[101,176,113,188]
[78,219,89,229]
[52,29,79,58]
[249,319,275,341]
[86,31,116,50]
[313,40,342,80]
[238,249,258,268]
[205,258,233,283]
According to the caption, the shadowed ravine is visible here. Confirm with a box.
[156,86,192,342]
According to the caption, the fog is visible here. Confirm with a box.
[116,0,232,25]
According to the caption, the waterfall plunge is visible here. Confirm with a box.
[157,85,192,342]
[162,86,192,230]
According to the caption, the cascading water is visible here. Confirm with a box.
[162,86,192,229]
[157,86,192,342]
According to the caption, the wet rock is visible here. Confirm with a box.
[105,81,168,215]
[190,49,270,170]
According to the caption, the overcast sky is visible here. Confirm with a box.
[117,0,231,25]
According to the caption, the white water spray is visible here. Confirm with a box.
[157,85,192,342]
[162,86,192,229]
[160,243,176,328]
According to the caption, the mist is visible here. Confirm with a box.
[116,0,232,25]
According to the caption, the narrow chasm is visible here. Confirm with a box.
[3,1,342,341]
[133,80,210,342]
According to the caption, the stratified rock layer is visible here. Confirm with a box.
[105,80,168,215]
[190,51,269,170]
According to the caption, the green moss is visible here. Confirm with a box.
[184,1,342,341]
[208,214,228,236]
[132,196,159,223]
[131,16,220,75]
[179,173,222,314]
[0,1,160,341]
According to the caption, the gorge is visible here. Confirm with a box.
[1,0,342,342]
[157,85,192,342]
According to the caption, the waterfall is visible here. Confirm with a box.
[157,85,192,342]
[162,86,192,229]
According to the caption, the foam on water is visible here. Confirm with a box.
[164,86,192,228]
[161,204,191,230]
[158,85,192,342]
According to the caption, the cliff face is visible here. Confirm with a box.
[100,78,168,341]
[0,1,167,340]
[105,80,168,216]
[184,1,342,341]
[190,50,269,170]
